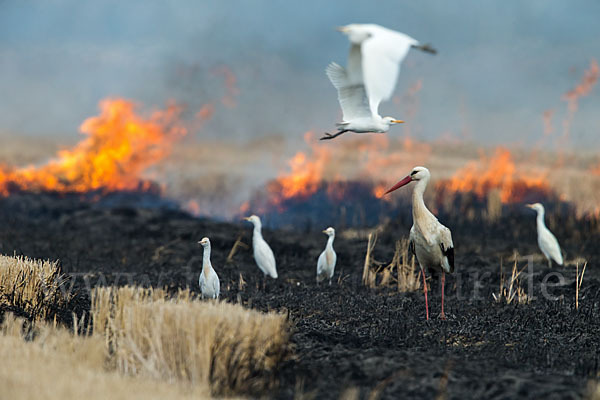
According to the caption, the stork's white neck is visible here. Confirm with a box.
[412,176,436,229]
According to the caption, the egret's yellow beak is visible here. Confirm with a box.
[336,26,349,32]
[322,230,328,234]
[243,217,250,221]
[392,120,405,124]
[525,204,534,209]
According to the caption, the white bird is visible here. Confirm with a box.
[244,215,278,279]
[321,24,436,140]
[385,166,454,320]
[526,203,564,267]
[317,227,337,285]
[198,237,220,299]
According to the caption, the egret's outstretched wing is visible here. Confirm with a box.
[346,44,363,85]
[326,62,372,121]
[361,27,418,115]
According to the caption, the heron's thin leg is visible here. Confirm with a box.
[320,129,349,140]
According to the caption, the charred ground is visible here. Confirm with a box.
[1,193,599,399]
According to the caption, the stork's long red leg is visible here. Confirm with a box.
[421,269,429,320]
[440,271,447,320]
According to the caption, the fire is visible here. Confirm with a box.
[0,98,186,195]
[437,147,551,203]
[266,132,330,208]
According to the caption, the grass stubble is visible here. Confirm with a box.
[0,255,292,399]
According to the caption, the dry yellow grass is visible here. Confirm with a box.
[362,236,421,292]
[91,286,292,395]
[0,313,213,400]
[0,255,72,322]
[0,255,292,398]
[492,259,530,305]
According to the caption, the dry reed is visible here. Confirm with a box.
[362,236,421,292]
[0,255,72,322]
[91,286,292,395]
[0,313,212,400]
[576,261,587,310]
[492,259,530,305]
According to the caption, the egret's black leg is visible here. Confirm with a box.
[320,129,349,140]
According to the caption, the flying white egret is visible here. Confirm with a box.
[321,24,436,140]
[198,237,220,299]
[385,166,454,320]
[244,215,278,279]
[317,227,337,285]
[526,203,564,267]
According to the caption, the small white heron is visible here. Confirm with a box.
[321,24,436,140]
[198,237,220,299]
[526,203,564,267]
[244,215,278,279]
[385,166,454,320]
[317,227,337,285]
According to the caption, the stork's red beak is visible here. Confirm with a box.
[384,175,412,195]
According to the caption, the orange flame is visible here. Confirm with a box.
[266,132,330,209]
[0,98,186,195]
[249,130,433,214]
[437,147,550,203]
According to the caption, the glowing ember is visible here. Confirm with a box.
[436,147,551,203]
[0,98,186,195]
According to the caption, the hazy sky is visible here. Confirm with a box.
[1,1,599,148]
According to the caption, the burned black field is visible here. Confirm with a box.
[1,193,600,399]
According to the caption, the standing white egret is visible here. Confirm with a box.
[385,166,454,320]
[526,203,564,267]
[244,215,278,279]
[321,24,436,140]
[198,237,220,299]
[317,227,337,285]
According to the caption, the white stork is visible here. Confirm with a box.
[385,166,454,320]
[526,203,564,267]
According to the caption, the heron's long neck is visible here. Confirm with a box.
[326,235,335,250]
[253,223,263,240]
[202,245,212,277]
[536,210,546,230]
[412,178,433,228]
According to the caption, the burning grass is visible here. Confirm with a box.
[0,98,187,195]
[91,286,292,396]
[0,255,73,323]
